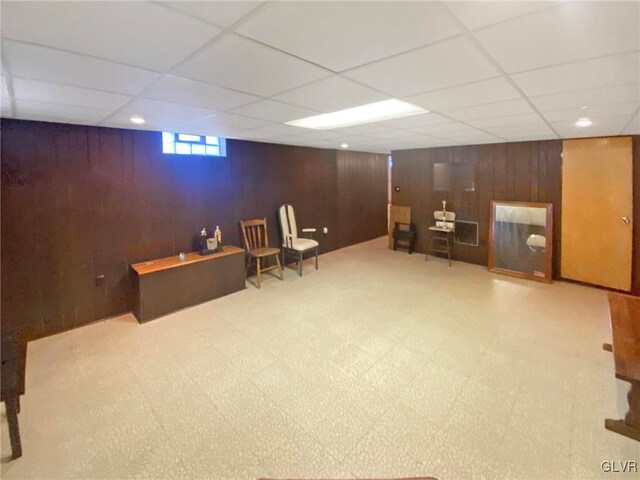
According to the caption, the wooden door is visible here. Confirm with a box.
[561,137,633,291]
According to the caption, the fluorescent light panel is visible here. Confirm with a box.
[286,99,428,130]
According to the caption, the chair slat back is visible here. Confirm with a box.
[241,218,269,251]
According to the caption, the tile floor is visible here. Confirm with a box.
[1,237,638,479]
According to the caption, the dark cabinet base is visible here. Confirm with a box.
[133,252,245,323]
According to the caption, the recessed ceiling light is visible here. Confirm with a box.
[130,116,146,124]
[341,143,349,149]
[580,106,588,109]
[286,99,428,130]
[575,117,592,127]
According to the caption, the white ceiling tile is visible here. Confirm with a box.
[179,113,270,134]
[174,34,330,96]
[483,122,556,138]
[12,77,130,111]
[141,75,258,111]
[229,99,318,123]
[445,1,561,31]
[551,115,634,138]
[1,2,220,71]
[273,76,388,113]
[500,133,559,142]
[14,99,111,124]
[343,36,499,97]
[249,123,312,136]
[1,96,13,118]
[237,1,460,72]
[1,76,10,97]
[404,77,520,111]
[531,84,640,112]
[468,113,544,129]
[331,122,399,136]
[434,128,503,143]
[160,1,262,27]
[444,99,534,121]
[363,129,424,140]
[420,122,478,134]
[511,52,640,97]
[4,41,160,96]
[542,103,639,122]
[476,2,640,73]
[117,99,216,123]
[623,112,640,134]
[381,113,455,130]
[101,112,190,132]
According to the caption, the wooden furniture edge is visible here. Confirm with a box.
[131,245,244,275]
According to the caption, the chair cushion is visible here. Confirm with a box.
[284,237,319,252]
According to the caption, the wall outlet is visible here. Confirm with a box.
[323,227,328,234]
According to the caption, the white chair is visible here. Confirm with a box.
[426,211,456,266]
[278,204,319,276]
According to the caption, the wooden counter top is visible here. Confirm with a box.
[131,245,244,275]
[608,292,640,382]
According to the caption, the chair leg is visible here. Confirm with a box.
[256,257,261,289]
[275,254,284,280]
[315,247,318,270]
[447,235,452,267]
[298,252,303,276]
[245,256,252,278]
[282,250,285,270]
[5,391,22,459]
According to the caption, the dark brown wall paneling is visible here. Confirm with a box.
[336,150,389,249]
[391,140,563,277]
[1,119,387,339]
[633,136,640,296]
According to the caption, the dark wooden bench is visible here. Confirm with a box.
[1,332,27,458]
[603,293,640,442]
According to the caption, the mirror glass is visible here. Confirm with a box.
[489,201,552,282]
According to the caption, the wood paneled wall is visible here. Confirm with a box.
[392,136,640,295]
[1,119,388,339]
[336,150,389,249]
[391,141,563,275]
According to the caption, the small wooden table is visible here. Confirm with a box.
[603,292,640,442]
[131,246,245,322]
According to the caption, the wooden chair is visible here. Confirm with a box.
[240,218,283,288]
[1,332,27,459]
[426,211,456,266]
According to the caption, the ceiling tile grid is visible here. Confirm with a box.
[0,0,638,153]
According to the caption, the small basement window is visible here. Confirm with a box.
[162,132,226,157]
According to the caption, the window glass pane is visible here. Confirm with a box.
[205,145,219,156]
[205,136,219,145]
[175,142,191,155]
[162,142,175,154]
[162,132,174,143]
[178,133,201,142]
[191,144,205,155]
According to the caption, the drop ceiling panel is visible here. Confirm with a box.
[343,36,499,97]
[117,99,216,123]
[229,99,318,123]
[174,34,330,96]
[483,123,556,138]
[12,78,130,111]
[4,41,160,96]
[623,112,640,134]
[333,123,402,136]
[141,75,259,111]
[180,113,270,133]
[273,76,388,113]
[551,114,634,138]
[237,1,461,72]
[445,1,560,31]
[1,1,221,72]
[404,77,520,112]
[15,99,112,124]
[1,76,10,98]
[160,1,263,27]
[531,84,640,112]
[511,52,640,97]
[101,113,190,132]
[444,99,535,121]
[468,113,544,129]
[476,2,640,74]
[381,113,455,130]
[542,103,639,122]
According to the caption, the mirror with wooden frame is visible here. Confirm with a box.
[488,201,553,283]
